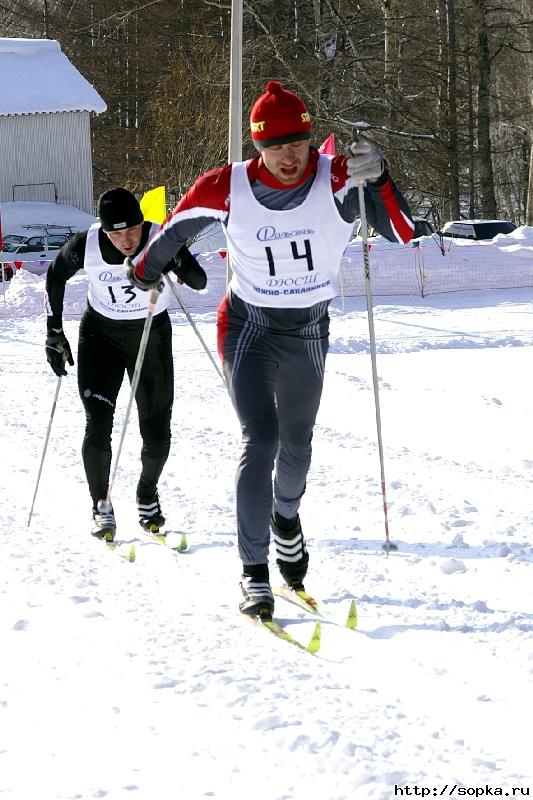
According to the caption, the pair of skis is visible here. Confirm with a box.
[248,609,322,654]
[250,586,357,655]
[104,527,188,562]
[101,532,355,657]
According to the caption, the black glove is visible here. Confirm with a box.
[163,247,207,291]
[124,257,164,292]
[45,329,74,377]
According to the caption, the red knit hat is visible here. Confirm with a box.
[250,81,312,149]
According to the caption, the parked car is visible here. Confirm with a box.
[1,224,75,280]
[438,219,517,240]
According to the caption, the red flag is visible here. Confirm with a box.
[318,133,336,155]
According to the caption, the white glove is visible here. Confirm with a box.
[346,140,384,184]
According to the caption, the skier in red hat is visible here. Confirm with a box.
[127,81,414,617]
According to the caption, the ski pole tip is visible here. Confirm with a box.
[382,541,399,554]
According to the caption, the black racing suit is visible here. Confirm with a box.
[45,224,173,509]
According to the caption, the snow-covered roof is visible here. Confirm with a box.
[0,201,96,234]
[0,38,106,116]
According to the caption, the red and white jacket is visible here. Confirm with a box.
[135,149,413,306]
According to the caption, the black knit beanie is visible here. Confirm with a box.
[97,188,143,231]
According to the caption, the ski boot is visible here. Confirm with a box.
[137,491,166,534]
[271,512,309,591]
[91,508,116,542]
[239,564,274,618]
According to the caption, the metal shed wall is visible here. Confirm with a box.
[0,111,94,213]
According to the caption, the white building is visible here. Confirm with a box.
[0,38,106,214]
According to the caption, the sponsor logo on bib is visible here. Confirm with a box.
[257,225,314,242]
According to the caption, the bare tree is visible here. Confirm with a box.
[522,0,533,224]
[1,0,530,222]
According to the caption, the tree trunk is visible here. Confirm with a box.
[382,0,399,131]
[524,0,533,225]
[446,0,460,218]
[43,0,50,38]
[473,0,497,217]
[466,48,476,218]
[527,145,533,226]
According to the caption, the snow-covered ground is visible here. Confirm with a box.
[1,265,532,799]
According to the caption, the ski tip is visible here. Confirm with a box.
[279,587,322,617]
[106,541,136,562]
[176,533,188,552]
[345,599,358,630]
[296,590,319,611]
[306,621,322,654]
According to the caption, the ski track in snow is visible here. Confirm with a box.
[0,275,532,799]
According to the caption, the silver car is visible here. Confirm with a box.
[1,224,74,280]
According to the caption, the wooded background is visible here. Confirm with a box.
[2,0,532,227]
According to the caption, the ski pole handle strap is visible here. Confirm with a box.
[45,330,74,377]
[124,257,164,292]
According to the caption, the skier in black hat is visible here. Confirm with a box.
[44,187,207,541]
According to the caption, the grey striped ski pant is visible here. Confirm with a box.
[217,291,330,566]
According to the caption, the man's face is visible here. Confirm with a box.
[104,223,143,256]
[260,140,311,185]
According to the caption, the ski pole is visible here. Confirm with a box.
[351,125,397,555]
[165,273,226,387]
[27,375,62,527]
[1,263,7,313]
[97,286,160,516]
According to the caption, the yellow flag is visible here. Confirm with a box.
[140,186,166,224]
